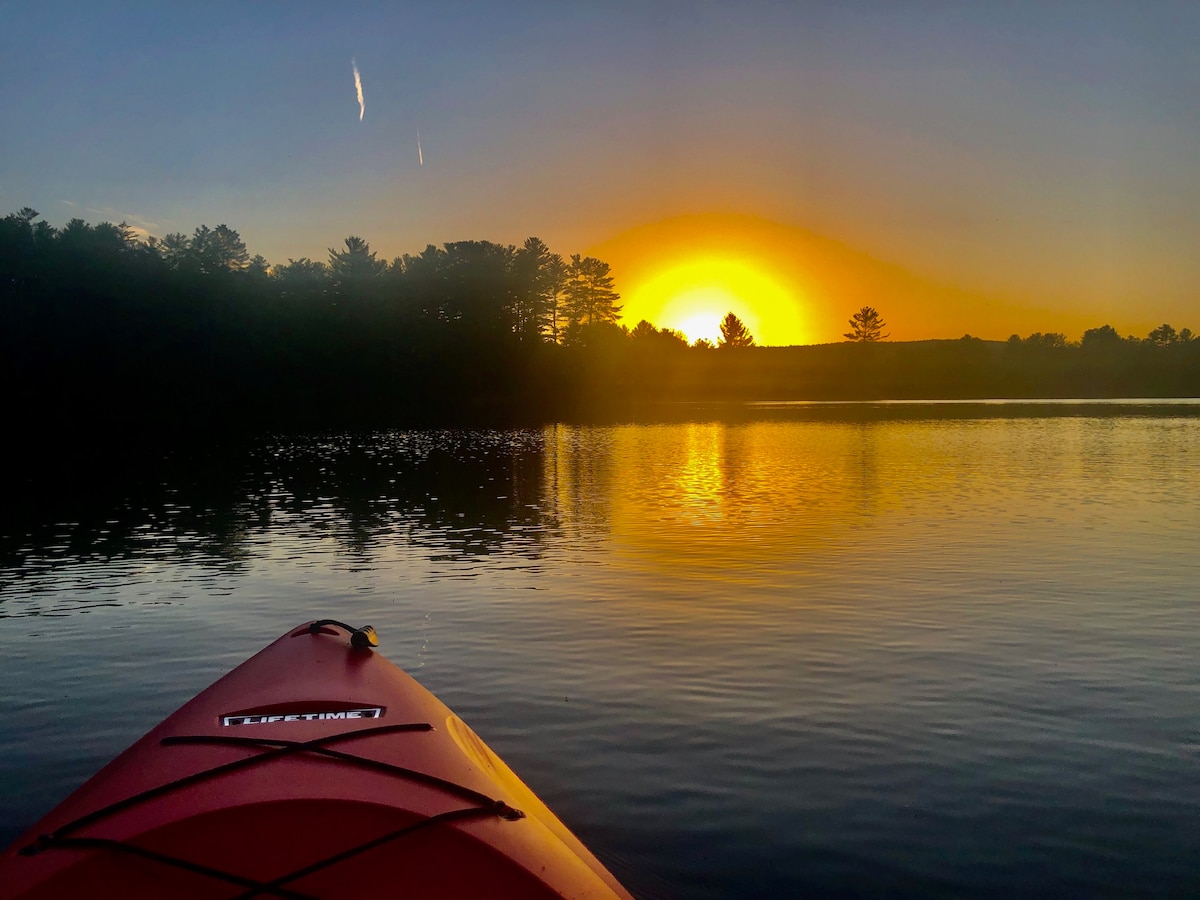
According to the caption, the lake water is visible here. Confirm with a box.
[2,401,1198,897]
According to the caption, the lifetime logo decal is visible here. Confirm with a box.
[221,707,384,726]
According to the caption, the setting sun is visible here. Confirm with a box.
[590,215,841,346]
[666,285,743,344]
[589,213,1081,345]
[623,256,805,346]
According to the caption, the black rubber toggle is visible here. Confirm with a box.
[495,802,526,821]
[308,620,378,651]
[349,625,379,650]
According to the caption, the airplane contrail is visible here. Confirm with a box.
[417,129,423,165]
[351,58,365,121]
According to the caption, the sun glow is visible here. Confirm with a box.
[671,288,741,344]
[623,256,804,346]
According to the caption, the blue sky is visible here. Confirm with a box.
[2,1,1197,334]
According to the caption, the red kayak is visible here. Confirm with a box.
[0,621,634,899]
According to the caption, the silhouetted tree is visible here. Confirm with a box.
[1081,324,1125,350]
[630,319,689,349]
[191,224,250,274]
[659,327,688,348]
[144,225,248,275]
[0,208,42,296]
[544,253,569,343]
[562,320,627,350]
[57,219,137,257]
[629,319,658,339]
[693,338,716,350]
[149,232,193,271]
[1148,323,1179,346]
[513,237,558,342]
[441,240,519,335]
[1033,332,1067,349]
[273,258,329,301]
[8,206,40,228]
[718,312,754,348]
[328,235,386,283]
[57,217,94,250]
[564,254,621,327]
[400,244,449,321]
[844,306,889,341]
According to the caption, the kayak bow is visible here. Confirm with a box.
[0,621,633,899]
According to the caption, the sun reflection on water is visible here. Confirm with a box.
[676,424,725,524]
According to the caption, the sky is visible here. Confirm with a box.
[2,1,1197,344]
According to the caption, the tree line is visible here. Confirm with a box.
[1007,323,1197,350]
[0,208,626,344]
[0,208,651,429]
[3,207,1197,436]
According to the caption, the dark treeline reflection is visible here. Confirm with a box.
[263,432,555,558]
[3,208,1199,442]
[1,433,557,593]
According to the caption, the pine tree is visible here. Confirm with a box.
[843,306,889,342]
[513,237,564,342]
[190,224,250,274]
[563,254,621,327]
[718,312,754,348]
[328,236,386,282]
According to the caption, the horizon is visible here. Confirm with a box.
[3,3,1197,344]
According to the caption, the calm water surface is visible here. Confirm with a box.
[2,402,1198,897]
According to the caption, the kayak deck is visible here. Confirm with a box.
[1,622,632,899]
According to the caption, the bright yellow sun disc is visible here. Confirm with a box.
[625,257,803,346]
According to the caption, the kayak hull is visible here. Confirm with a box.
[0,623,633,899]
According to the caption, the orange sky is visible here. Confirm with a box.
[589,213,1153,346]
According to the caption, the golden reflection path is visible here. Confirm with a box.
[536,416,1194,606]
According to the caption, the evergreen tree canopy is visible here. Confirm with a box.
[719,312,754,348]
[1148,323,1179,346]
[844,306,889,342]
[191,224,250,274]
[328,235,386,282]
[273,258,328,301]
[1081,324,1125,349]
[564,254,621,327]
[513,237,557,342]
